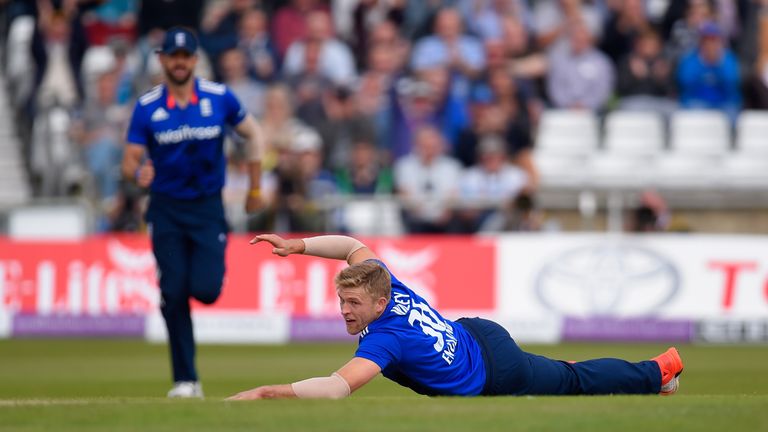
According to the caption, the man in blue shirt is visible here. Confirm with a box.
[122,27,264,398]
[228,234,684,400]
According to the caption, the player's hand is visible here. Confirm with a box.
[249,233,305,256]
[136,159,155,188]
[226,384,295,400]
[226,386,272,400]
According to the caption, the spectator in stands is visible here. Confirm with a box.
[283,10,357,86]
[260,84,317,172]
[454,85,533,180]
[616,29,677,115]
[358,50,398,152]
[455,134,529,233]
[272,0,329,58]
[31,1,89,112]
[533,0,604,55]
[416,66,470,149]
[108,181,144,232]
[743,14,768,109]
[279,128,338,233]
[546,22,615,111]
[627,190,670,233]
[485,68,537,188]
[400,0,445,40]
[287,38,333,125]
[348,0,406,68]
[676,21,741,123]
[666,0,714,61]
[599,0,650,63]
[200,0,260,80]
[222,146,253,233]
[335,139,394,195]
[238,8,278,83]
[499,16,548,87]
[70,69,130,208]
[410,7,486,99]
[459,0,533,41]
[219,48,266,118]
[387,77,440,160]
[312,84,377,171]
[394,125,462,234]
[479,192,543,232]
[364,21,411,85]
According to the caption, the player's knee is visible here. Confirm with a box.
[190,277,222,305]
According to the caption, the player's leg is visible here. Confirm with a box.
[187,197,228,305]
[147,199,197,384]
[460,318,663,395]
[524,353,661,395]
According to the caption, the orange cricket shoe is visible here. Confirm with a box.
[652,347,684,396]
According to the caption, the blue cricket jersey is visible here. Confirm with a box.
[126,78,247,199]
[355,261,486,396]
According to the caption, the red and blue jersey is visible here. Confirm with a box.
[355,260,486,396]
[126,78,246,199]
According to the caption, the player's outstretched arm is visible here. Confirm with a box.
[226,357,380,400]
[250,234,378,265]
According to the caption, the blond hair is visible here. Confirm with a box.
[334,261,391,300]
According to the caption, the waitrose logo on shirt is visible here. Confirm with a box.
[154,125,222,145]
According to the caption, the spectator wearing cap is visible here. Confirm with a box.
[455,134,529,233]
[677,21,741,123]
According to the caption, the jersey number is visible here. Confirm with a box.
[407,300,447,352]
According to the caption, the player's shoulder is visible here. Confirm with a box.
[197,78,228,96]
[137,84,165,107]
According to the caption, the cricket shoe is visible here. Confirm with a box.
[652,347,683,396]
[167,381,204,398]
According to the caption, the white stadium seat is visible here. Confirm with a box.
[534,110,599,188]
[669,110,730,156]
[723,111,768,188]
[735,110,768,155]
[651,110,731,188]
[602,110,665,155]
[587,111,666,188]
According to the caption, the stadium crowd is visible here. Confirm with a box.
[1,0,766,234]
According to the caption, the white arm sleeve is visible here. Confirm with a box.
[291,373,351,399]
[301,235,366,261]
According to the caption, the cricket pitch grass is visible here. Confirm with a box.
[1,340,766,431]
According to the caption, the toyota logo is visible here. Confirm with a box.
[535,243,680,317]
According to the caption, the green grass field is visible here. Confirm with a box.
[1,340,767,431]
